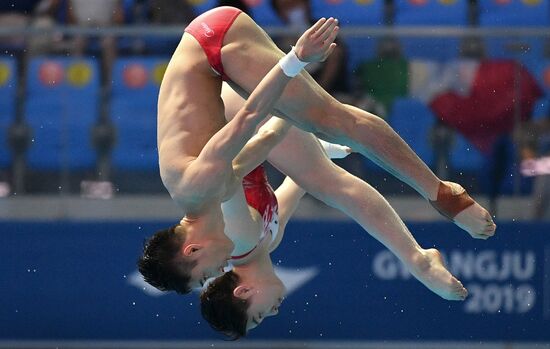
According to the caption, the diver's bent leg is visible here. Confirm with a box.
[221,14,440,200]
[267,127,467,300]
[222,84,467,300]
[220,14,496,237]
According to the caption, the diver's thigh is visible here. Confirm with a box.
[221,14,340,133]
[267,127,345,190]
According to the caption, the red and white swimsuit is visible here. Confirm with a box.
[184,6,242,81]
[231,165,279,260]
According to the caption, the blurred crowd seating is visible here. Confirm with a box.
[1,0,549,203]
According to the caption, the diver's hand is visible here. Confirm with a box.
[294,17,339,63]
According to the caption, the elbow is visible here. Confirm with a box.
[256,128,287,152]
[240,98,269,122]
[235,106,262,129]
[257,128,278,142]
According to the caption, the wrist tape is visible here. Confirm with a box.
[278,47,308,77]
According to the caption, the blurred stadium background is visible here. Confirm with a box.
[1,0,550,348]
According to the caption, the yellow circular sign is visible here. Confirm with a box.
[0,62,10,86]
[152,62,169,85]
[521,0,541,6]
[67,62,92,87]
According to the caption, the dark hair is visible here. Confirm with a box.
[137,224,197,294]
[200,271,250,339]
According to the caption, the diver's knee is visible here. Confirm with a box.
[306,101,350,136]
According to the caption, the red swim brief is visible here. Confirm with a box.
[184,6,242,81]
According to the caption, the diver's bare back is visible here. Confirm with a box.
[157,34,227,203]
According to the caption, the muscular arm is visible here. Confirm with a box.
[232,117,291,179]
[191,17,337,172]
[178,63,297,205]
[170,53,299,204]
[172,18,339,205]
[269,177,306,253]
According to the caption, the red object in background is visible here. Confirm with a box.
[244,0,261,7]
[123,64,148,88]
[39,61,64,87]
[409,0,429,5]
[542,66,550,88]
[430,60,542,154]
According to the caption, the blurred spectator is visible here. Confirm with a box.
[517,109,550,219]
[356,56,407,118]
[429,60,542,213]
[217,0,251,16]
[66,0,125,83]
[0,0,53,53]
[122,0,195,55]
[27,0,70,56]
[147,0,195,24]
[270,0,348,96]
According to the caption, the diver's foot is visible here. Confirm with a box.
[410,248,468,301]
[430,181,496,240]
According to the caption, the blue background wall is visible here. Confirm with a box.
[1,221,548,341]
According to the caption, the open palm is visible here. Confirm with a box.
[294,17,339,63]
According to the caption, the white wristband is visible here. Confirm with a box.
[278,47,308,77]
